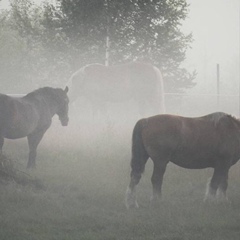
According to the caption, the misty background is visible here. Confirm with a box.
[0,1,240,239]
[183,0,239,95]
[0,0,239,116]
[182,0,239,115]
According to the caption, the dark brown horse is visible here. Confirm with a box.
[0,87,69,168]
[126,112,240,208]
[67,62,165,117]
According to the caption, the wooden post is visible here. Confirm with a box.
[104,0,110,66]
[105,35,110,66]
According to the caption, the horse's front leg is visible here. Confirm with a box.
[204,163,230,202]
[27,128,47,168]
[217,170,229,202]
[125,171,141,209]
[125,156,149,209]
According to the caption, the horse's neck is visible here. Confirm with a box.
[24,94,58,117]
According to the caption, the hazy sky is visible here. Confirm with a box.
[182,0,239,94]
[184,0,239,60]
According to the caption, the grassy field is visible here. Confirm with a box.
[0,117,240,240]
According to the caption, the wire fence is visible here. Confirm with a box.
[6,92,240,117]
[165,93,240,117]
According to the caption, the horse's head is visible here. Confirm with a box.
[56,86,69,126]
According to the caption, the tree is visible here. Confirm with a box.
[1,0,195,93]
[0,7,32,92]
[53,0,195,92]
[2,0,72,90]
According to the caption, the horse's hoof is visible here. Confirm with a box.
[125,187,139,209]
[126,201,139,209]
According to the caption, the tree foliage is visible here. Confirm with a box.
[0,7,30,92]
[0,0,195,93]
[54,0,196,92]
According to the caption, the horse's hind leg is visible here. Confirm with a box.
[151,159,168,206]
[125,154,149,209]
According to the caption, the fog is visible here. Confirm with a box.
[0,0,239,183]
[1,1,240,239]
[164,0,240,116]
[1,0,239,115]
[182,0,239,102]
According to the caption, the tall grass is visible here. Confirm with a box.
[0,118,240,240]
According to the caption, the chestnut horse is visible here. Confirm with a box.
[67,62,165,117]
[126,112,240,208]
[0,87,69,168]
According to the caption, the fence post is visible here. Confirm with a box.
[104,0,110,66]
[217,63,220,110]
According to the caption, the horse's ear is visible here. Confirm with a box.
[64,86,69,93]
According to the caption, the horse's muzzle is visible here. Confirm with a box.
[60,117,69,126]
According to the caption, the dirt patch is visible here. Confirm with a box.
[0,154,45,189]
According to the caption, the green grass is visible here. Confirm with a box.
[0,120,240,240]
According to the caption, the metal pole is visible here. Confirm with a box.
[239,0,240,116]
[217,63,220,110]
[105,0,110,66]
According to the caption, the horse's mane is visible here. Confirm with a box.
[203,112,240,128]
[227,113,240,127]
[204,112,227,125]
[23,87,63,103]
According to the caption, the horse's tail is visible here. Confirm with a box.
[131,119,149,176]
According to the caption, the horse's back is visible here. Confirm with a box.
[0,94,14,121]
[141,112,230,135]
[140,113,230,145]
[0,95,40,139]
[137,112,240,168]
[69,62,164,105]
